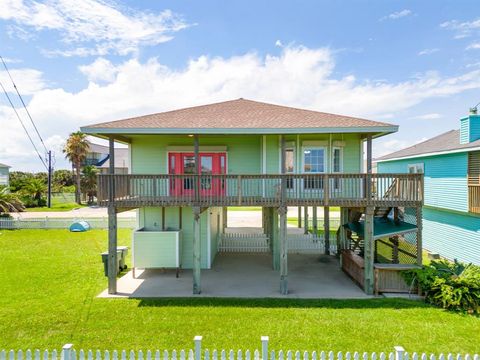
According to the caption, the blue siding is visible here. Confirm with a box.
[460,115,480,143]
[469,115,480,143]
[378,153,468,212]
[423,207,480,264]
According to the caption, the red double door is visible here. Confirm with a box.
[168,152,226,196]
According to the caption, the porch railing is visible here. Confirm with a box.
[468,175,480,214]
[97,173,423,208]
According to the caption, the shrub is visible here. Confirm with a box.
[404,259,480,314]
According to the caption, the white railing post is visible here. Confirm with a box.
[62,344,73,360]
[194,336,203,360]
[261,336,269,360]
[394,347,405,360]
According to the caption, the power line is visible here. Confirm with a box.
[0,79,48,170]
[0,55,49,155]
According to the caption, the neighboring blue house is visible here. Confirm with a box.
[377,110,480,265]
[0,163,10,187]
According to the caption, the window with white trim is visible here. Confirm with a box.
[285,148,295,189]
[303,147,325,189]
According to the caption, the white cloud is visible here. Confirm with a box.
[441,18,480,39]
[466,42,480,50]
[418,48,439,56]
[275,40,283,47]
[0,68,46,94]
[5,45,480,171]
[0,0,189,57]
[79,58,118,83]
[409,113,442,120]
[381,9,412,21]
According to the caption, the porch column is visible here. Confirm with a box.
[297,207,302,228]
[272,207,280,270]
[312,206,318,235]
[194,135,200,203]
[107,136,117,294]
[364,206,375,295]
[338,207,349,262]
[366,135,373,201]
[416,206,423,266]
[193,206,201,294]
[324,206,330,255]
[303,206,309,234]
[222,207,228,231]
[279,206,288,295]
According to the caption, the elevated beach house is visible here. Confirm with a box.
[377,109,480,265]
[81,99,424,296]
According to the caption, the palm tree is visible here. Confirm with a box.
[63,132,89,204]
[21,178,47,202]
[81,165,98,204]
[0,186,25,214]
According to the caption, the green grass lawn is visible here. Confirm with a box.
[0,229,479,352]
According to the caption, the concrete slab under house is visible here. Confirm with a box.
[80,98,424,298]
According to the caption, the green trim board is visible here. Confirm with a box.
[345,218,418,240]
[81,126,398,136]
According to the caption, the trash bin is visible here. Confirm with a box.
[117,246,129,270]
[101,250,122,276]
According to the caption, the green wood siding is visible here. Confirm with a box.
[378,152,468,212]
[423,207,480,264]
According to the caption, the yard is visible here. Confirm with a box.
[0,229,478,352]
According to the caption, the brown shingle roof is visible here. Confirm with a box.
[81,99,397,134]
[376,129,480,161]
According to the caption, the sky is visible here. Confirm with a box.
[1,0,480,171]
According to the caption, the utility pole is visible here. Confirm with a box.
[47,150,52,208]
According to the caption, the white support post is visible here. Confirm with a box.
[62,344,73,360]
[194,336,203,360]
[193,206,201,294]
[394,346,405,360]
[261,336,269,360]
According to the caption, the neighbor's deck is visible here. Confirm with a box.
[97,173,423,208]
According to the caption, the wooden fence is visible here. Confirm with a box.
[0,217,136,230]
[1,337,477,360]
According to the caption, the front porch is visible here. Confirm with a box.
[99,253,371,299]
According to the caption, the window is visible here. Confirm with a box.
[303,148,325,189]
[285,148,295,189]
[408,163,424,174]
[303,148,325,173]
[332,147,343,190]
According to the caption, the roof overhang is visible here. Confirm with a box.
[81,125,398,137]
[376,145,480,163]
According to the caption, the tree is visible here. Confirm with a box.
[9,171,34,192]
[81,165,98,204]
[53,169,74,191]
[21,178,47,202]
[63,132,89,204]
[0,186,25,214]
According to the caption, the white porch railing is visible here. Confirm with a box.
[219,233,270,253]
[2,337,476,360]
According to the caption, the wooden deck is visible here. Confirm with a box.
[98,173,423,208]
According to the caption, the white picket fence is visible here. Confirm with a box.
[219,232,338,254]
[219,233,270,253]
[1,337,477,360]
[0,217,136,230]
[287,234,337,254]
